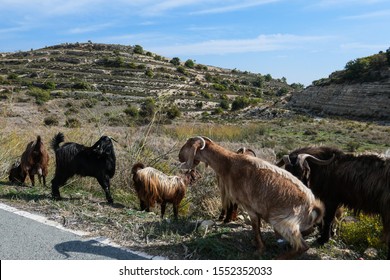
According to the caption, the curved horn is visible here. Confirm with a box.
[276,155,291,167]
[194,136,208,150]
[236,147,246,154]
[297,153,335,166]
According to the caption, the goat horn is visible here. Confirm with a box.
[276,155,291,167]
[194,136,207,150]
[297,153,335,166]
[108,136,118,143]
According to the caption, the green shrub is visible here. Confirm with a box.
[124,105,139,117]
[165,105,181,120]
[177,66,187,75]
[170,57,180,66]
[43,115,59,126]
[72,81,91,90]
[28,87,51,104]
[339,213,385,255]
[65,118,81,128]
[184,59,195,68]
[231,96,250,111]
[145,69,154,78]
[133,45,144,55]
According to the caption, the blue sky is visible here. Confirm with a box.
[1,0,389,86]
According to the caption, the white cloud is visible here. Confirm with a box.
[340,42,389,51]
[192,0,280,15]
[151,34,331,56]
[341,9,390,20]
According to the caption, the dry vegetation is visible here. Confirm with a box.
[0,43,389,260]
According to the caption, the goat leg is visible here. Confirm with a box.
[97,176,113,205]
[249,214,265,255]
[218,209,226,221]
[318,203,338,245]
[161,201,167,219]
[28,172,35,187]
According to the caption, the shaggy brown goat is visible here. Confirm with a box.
[19,135,49,186]
[131,162,199,219]
[218,147,257,223]
[278,146,390,259]
[179,136,324,259]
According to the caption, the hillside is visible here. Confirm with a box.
[0,42,297,128]
[288,50,390,121]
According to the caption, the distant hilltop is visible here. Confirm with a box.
[288,49,390,121]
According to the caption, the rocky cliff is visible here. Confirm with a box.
[288,51,390,121]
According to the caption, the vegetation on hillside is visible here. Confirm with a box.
[312,48,390,86]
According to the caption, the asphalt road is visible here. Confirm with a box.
[0,203,152,260]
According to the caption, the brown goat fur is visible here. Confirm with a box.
[218,147,257,223]
[131,162,198,219]
[8,160,27,184]
[20,135,49,186]
[179,137,324,259]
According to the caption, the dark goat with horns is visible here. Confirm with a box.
[277,146,390,259]
[51,132,116,204]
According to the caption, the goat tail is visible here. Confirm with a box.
[309,199,325,225]
[131,162,145,175]
[51,132,64,151]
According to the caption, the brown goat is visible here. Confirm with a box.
[218,147,257,223]
[179,136,324,259]
[20,135,49,186]
[131,162,199,219]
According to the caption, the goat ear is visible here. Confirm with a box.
[181,138,202,169]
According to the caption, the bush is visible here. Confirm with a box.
[65,118,81,128]
[184,59,195,68]
[133,45,144,55]
[339,213,385,255]
[28,87,51,104]
[145,69,154,78]
[220,99,229,110]
[231,96,250,111]
[170,57,180,66]
[139,98,155,118]
[72,81,91,90]
[43,115,59,126]
[165,105,181,120]
[177,66,187,75]
[124,105,139,117]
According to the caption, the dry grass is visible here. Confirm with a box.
[0,113,389,259]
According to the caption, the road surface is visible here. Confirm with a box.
[0,203,156,260]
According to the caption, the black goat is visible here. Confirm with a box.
[51,132,116,204]
[277,146,390,259]
[8,160,26,184]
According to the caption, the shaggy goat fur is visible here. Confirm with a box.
[8,160,26,184]
[18,135,49,186]
[131,162,198,219]
[279,146,390,259]
[218,147,257,223]
[51,132,116,204]
[179,136,324,259]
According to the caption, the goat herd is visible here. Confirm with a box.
[6,133,390,259]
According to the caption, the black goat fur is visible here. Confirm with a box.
[283,146,390,259]
[50,132,116,204]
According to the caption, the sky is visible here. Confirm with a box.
[0,0,389,86]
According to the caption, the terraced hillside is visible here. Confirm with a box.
[0,42,297,128]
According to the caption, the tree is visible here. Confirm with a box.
[133,45,144,54]
[184,59,195,68]
[170,57,181,66]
